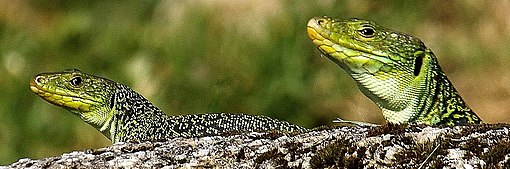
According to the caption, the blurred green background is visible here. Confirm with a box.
[1,0,509,165]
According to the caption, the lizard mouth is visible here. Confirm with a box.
[30,75,98,112]
[30,77,56,100]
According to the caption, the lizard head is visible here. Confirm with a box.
[30,68,117,134]
[307,16,439,123]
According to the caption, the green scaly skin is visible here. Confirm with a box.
[30,69,308,143]
[307,16,482,126]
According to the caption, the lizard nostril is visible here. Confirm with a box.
[317,19,324,25]
[35,76,43,83]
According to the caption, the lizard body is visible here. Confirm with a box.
[30,69,307,143]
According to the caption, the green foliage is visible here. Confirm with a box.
[0,0,509,165]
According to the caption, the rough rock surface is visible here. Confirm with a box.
[4,124,510,168]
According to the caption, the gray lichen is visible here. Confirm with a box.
[5,124,510,168]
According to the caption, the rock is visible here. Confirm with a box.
[4,124,510,168]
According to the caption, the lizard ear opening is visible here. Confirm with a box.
[109,93,116,109]
[413,55,423,76]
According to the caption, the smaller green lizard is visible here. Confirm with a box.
[30,69,308,143]
[307,16,482,126]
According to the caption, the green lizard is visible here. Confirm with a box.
[306,16,482,126]
[30,69,307,143]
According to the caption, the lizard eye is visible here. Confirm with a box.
[70,76,83,87]
[358,26,376,38]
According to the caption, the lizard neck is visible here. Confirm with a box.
[109,83,174,142]
[421,66,481,125]
[378,53,481,125]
